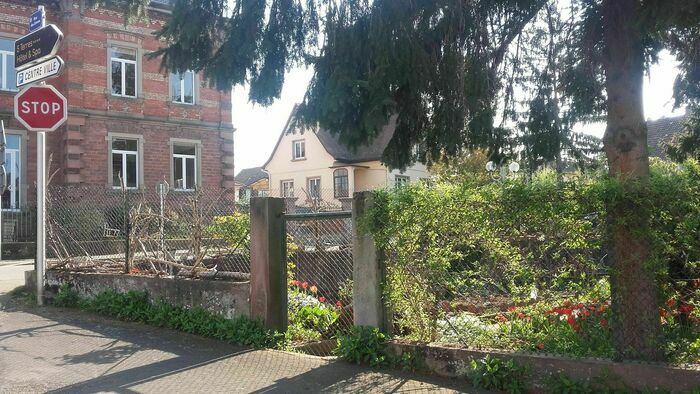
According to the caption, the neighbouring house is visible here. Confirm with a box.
[647,115,688,160]
[0,0,234,256]
[263,109,430,211]
[234,166,269,202]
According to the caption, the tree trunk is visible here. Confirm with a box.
[601,0,664,361]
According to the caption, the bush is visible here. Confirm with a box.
[54,285,281,349]
[468,356,528,394]
[335,326,387,367]
[364,159,700,363]
[52,284,80,308]
[207,213,250,252]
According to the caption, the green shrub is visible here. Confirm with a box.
[55,287,281,349]
[335,326,387,367]
[468,355,528,394]
[53,284,80,308]
[207,212,250,251]
[364,159,700,363]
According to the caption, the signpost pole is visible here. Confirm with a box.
[36,130,46,306]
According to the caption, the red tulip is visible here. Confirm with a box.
[319,296,326,303]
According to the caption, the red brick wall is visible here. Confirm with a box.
[0,0,235,200]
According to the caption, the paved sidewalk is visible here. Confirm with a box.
[0,260,33,293]
[0,295,476,393]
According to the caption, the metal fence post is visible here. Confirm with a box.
[124,190,130,273]
[352,191,391,332]
[249,197,287,331]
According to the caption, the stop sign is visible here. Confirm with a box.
[14,85,67,132]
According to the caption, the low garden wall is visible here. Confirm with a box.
[26,270,250,319]
[385,341,700,392]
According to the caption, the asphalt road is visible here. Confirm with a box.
[0,261,478,393]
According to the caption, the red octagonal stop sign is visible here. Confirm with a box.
[14,85,67,132]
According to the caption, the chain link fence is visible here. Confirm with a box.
[46,185,250,277]
[285,211,353,356]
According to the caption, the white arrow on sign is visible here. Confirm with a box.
[16,56,64,87]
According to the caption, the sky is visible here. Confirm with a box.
[232,51,685,172]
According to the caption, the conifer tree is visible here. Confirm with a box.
[96,0,700,361]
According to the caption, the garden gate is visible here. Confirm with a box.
[284,210,354,356]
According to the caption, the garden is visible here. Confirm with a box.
[364,158,700,365]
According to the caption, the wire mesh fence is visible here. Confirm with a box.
[46,185,250,277]
[285,211,353,356]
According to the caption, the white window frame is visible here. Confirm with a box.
[2,134,22,211]
[173,147,197,191]
[171,70,196,104]
[112,139,139,189]
[0,48,17,92]
[307,177,321,199]
[292,140,305,160]
[110,48,137,98]
[281,180,294,198]
[395,175,410,189]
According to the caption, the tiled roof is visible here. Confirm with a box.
[647,115,687,159]
[234,167,268,187]
[315,118,396,163]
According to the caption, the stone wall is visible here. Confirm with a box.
[385,341,700,392]
[32,271,250,319]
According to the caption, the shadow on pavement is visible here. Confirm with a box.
[2,298,472,393]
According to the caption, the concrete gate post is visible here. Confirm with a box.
[250,197,287,331]
[352,191,391,332]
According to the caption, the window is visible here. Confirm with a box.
[110,47,137,97]
[395,175,410,189]
[281,180,294,198]
[173,145,197,190]
[0,38,17,91]
[292,140,305,160]
[111,138,139,188]
[2,135,21,210]
[170,71,195,104]
[307,177,321,199]
[334,169,349,198]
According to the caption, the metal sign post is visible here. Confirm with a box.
[36,131,45,305]
[13,7,64,306]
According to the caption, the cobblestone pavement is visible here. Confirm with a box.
[0,294,476,393]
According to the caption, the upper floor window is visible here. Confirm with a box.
[292,140,305,160]
[170,71,195,104]
[281,180,294,198]
[173,144,197,190]
[395,175,410,189]
[0,38,17,92]
[334,169,349,198]
[110,47,137,97]
[111,138,139,188]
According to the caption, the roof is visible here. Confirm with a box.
[263,106,396,168]
[647,115,687,159]
[315,119,396,163]
[234,167,268,187]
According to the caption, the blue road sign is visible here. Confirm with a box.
[29,7,46,33]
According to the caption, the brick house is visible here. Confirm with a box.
[0,0,234,214]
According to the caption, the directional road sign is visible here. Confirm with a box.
[16,56,63,87]
[14,24,63,70]
[13,85,68,132]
